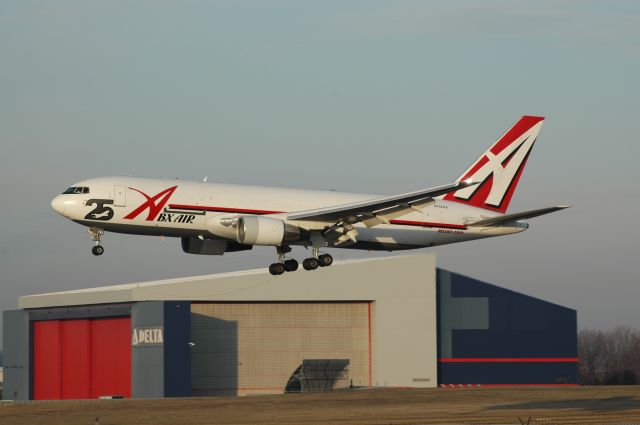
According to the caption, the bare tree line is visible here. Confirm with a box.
[579,326,640,384]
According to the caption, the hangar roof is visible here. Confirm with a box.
[19,254,437,309]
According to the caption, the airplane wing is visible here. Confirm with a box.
[287,181,477,225]
[468,206,571,227]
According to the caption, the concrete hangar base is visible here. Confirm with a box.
[3,254,577,401]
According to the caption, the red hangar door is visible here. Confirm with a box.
[33,317,131,400]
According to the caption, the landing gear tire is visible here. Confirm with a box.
[302,258,319,271]
[318,254,333,267]
[269,263,286,276]
[284,259,299,272]
[88,227,105,256]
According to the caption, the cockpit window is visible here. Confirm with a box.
[62,186,90,194]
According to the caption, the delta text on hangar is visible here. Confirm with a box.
[2,254,577,400]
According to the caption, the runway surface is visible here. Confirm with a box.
[2,386,640,424]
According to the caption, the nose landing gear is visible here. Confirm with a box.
[88,227,104,256]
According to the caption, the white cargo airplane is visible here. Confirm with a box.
[51,116,568,275]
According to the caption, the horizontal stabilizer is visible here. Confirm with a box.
[468,206,570,227]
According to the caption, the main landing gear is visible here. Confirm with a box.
[268,246,298,275]
[268,246,333,275]
[88,227,105,256]
[302,248,333,271]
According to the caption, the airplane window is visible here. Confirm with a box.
[62,187,90,194]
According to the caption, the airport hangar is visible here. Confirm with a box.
[2,254,577,400]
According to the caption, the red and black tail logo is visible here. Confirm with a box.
[124,186,178,221]
[443,116,544,214]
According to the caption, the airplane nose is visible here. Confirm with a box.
[51,196,66,216]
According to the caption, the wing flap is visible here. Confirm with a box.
[287,181,476,223]
[468,206,570,227]
[362,198,436,227]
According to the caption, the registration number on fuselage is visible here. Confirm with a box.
[438,229,463,235]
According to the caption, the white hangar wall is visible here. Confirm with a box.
[20,254,439,389]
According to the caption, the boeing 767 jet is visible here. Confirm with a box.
[51,116,568,275]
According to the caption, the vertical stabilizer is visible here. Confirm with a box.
[443,116,544,214]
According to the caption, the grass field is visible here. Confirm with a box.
[2,386,640,425]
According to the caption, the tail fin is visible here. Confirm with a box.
[442,115,544,214]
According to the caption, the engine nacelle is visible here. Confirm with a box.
[181,237,252,255]
[236,216,300,246]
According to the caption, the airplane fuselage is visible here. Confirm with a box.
[51,176,526,252]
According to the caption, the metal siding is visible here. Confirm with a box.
[61,320,91,399]
[450,327,577,358]
[131,302,164,398]
[33,321,62,400]
[439,363,577,385]
[164,302,191,397]
[437,269,578,385]
[191,302,370,396]
[2,310,30,401]
[90,317,131,398]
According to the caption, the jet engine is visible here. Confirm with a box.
[236,216,301,246]
[181,237,252,255]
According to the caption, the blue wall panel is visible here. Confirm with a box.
[439,363,576,385]
[437,269,577,385]
[164,301,192,397]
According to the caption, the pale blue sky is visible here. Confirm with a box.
[1,1,639,347]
